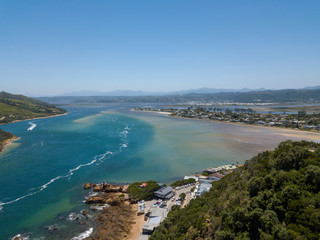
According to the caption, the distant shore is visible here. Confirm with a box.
[170,115,320,141]
[133,109,320,142]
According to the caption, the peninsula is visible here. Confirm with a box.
[0,91,67,151]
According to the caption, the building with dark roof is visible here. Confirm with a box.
[154,186,174,199]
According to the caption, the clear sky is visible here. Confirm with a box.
[1,0,319,96]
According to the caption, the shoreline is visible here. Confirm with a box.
[0,113,67,152]
[167,115,320,141]
[133,109,320,141]
[0,136,19,152]
[0,112,68,126]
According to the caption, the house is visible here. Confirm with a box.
[194,181,212,197]
[154,186,174,199]
[141,207,168,237]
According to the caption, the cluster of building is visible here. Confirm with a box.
[139,186,174,239]
[138,164,241,239]
[134,107,320,131]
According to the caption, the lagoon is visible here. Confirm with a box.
[0,105,317,239]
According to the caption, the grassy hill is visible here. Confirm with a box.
[0,91,67,124]
[150,140,320,240]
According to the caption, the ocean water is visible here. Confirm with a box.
[0,105,302,239]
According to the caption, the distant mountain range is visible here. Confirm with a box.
[59,87,268,97]
[37,88,320,105]
[59,86,320,97]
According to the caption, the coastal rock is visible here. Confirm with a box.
[83,183,92,189]
[85,196,107,204]
[103,184,123,193]
[86,203,134,240]
[11,234,29,240]
[45,224,59,232]
[93,184,103,192]
[106,197,121,206]
[81,209,90,216]
[67,212,81,221]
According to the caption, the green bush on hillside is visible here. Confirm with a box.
[128,181,160,201]
[150,140,320,240]
[170,178,195,188]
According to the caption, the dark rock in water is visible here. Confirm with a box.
[85,196,107,204]
[83,183,92,189]
[81,209,90,216]
[11,233,30,240]
[67,212,81,221]
[45,224,59,232]
[93,184,103,192]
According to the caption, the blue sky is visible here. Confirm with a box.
[1,0,319,96]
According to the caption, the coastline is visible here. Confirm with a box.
[0,136,19,152]
[0,112,67,152]
[132,109,320,141]
[168,115,320,141]
[0,112,68,125]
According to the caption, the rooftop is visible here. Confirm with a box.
[154,186,173,196]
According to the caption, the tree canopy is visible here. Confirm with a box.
[150,140,320,240]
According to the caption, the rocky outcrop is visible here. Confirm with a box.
[85,196,107,204]
[83,183,91,189]
[84,182,128,193]
[86,203,134,240]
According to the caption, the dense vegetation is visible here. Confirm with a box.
[0,129,15,151]
[171,178,196,188]
[0,91,66,124]
[127,181,160,201]
[150,140,320,240]
[38,89,320,105]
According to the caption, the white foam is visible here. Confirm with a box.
[27,122,37,131]
[11,234,29,240]
[0,125,132,210]
[71,228,93,240]
[121,143,128,148]
[0,151,113,210]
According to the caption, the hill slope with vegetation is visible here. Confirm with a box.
[0,129,16,151]
[150,140,320,240]
[38,89,320,105]
[0,91,66,124]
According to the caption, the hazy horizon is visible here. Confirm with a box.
[1,1,320,96]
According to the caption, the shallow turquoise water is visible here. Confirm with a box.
[0,105,298,239]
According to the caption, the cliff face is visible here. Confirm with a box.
[150,140,320,240]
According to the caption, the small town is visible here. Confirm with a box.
[82,164,240,240]
[134,107,320,131]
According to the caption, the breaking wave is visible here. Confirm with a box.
[0,124,132,210]
[71,228,93,240]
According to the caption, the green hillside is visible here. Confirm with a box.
[0,129,15,151]
[150,140,320,240]
[0,91,67,124]
[38,88,320,105]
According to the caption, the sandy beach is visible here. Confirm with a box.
[0,136,19,152]
[168,115,320,142]
[124,207,145,240]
